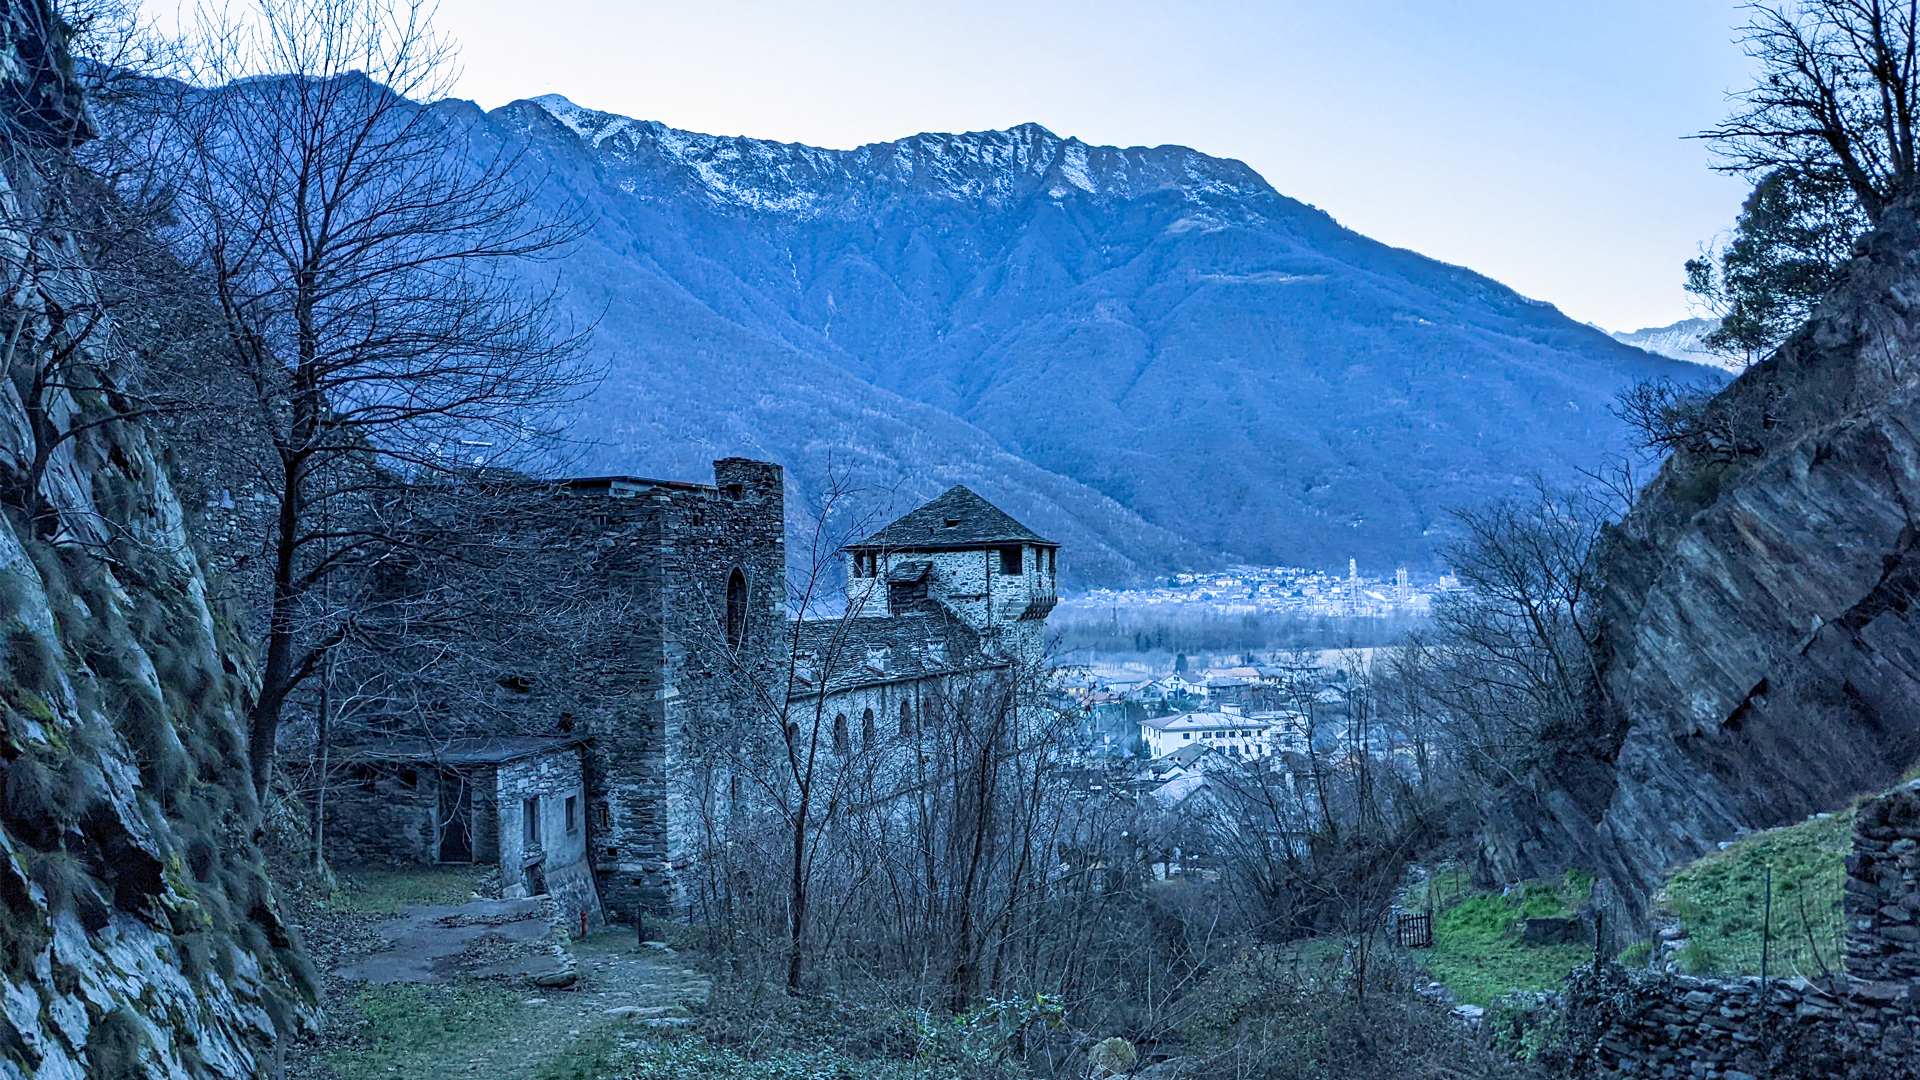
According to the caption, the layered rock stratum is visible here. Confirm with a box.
[1486,192,1920,924]
[0,3,311,1076]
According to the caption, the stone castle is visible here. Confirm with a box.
[317,462,1059,921]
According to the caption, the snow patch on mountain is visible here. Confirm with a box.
[1611,318,1740,373]
[532,94,629,148]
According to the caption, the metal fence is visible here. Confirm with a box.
[1395,911,1433,949]
[1660,865,1849,981]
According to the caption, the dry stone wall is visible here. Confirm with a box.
[1544,787,1920,1079]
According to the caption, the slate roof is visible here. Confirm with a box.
[788,607,1003,698]
[849,486,1054,551]
[886,560,933,584]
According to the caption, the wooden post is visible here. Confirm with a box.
[1761,864,1772,991]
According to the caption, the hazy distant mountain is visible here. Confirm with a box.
[445,95,1709,585]
[1611,317,1742,373]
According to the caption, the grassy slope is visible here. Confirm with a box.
[1659,809,1852,978]
[1418,872,1595,1007]
[1419,800,1859,1003]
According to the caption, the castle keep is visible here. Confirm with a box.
[792,486,1059,750]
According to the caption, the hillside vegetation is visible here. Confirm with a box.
[453,97,1712,584]
[1660,810,1852,979]
[1414,871,1595,1007]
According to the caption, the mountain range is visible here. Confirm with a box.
[447,95,1707,586]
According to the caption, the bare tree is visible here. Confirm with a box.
[1705,1,1920,223]
[119,0,595,794]
[679,475,1083,1006]
[673,474,891,993]
[1415,481,1617,792]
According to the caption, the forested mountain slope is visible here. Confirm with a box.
[453,95,1706,583]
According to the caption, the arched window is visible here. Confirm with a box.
[899,699,913,738]
[861,708,876,750]
[833,713,849,755]
[725,568,749,650]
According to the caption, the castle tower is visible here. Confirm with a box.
[843,486,1058,665]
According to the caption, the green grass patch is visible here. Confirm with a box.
[616,1034,925,1080]
[1661,809,1852,978]
[533,1029,628,1080]
[328,865,490,915]
[1420,872,1595,1007]
[329,983,524,1079]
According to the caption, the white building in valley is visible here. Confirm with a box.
[1140,708,1274,760]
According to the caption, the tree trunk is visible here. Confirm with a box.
[248,426,309,797]
[786,796,809,994]
[311,660,330,872]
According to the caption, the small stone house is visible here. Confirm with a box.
[323,735,605,933]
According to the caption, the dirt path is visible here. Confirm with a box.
[288,878,710,1080]
[437,933,712,1080]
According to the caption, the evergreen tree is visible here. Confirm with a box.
[1685,168,1868,363]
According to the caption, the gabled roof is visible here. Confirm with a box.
[1161,742,1214,766]
[849,486,1054,551]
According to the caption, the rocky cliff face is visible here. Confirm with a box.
[1484,192,1920,925]
[0,3,311,1076]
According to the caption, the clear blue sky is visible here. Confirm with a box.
[168,0,1764,332]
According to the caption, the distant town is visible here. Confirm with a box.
[1059,562,1464,621]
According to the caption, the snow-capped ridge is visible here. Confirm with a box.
[521,96,1272,216]
[1611,317,1741,373]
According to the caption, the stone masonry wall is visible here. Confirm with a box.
[852,546,1051,667]
[570,459,785,920]
[1554,785,1920,1078]
[320,764,502,869]
[321,764,444,867]
[496,748,603,932]
[497,751,587,887]
[653,458,786,917]
[1845,788,1920,988]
